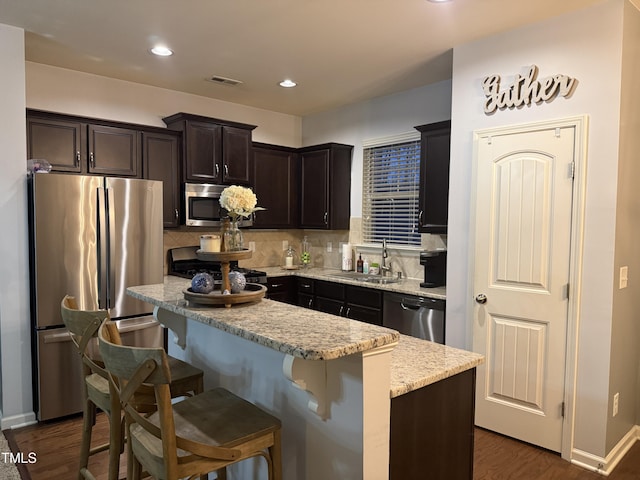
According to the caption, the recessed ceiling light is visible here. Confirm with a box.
[279,79,297,88]
[150,46,173,56]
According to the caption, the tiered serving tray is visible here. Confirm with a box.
[184,249,266,308]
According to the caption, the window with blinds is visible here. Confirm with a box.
[362,134,421,247]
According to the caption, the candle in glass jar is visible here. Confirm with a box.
[200,234,221,252]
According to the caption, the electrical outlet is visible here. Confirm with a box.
[327,242,332,253]
[619,266,628,289]
[282,240,288,251]
[613,392,619,417]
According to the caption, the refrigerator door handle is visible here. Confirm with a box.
[42,330,72,344]
[97,186,109,310]
[106,185,117,311]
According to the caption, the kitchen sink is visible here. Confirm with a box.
[330,272,400,284]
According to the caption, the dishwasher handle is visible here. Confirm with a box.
[400,296,444,310]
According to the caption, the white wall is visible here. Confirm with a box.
[0,23,36,429]
[302,80,452,216]
[450,0,626,460]
[609,0,640,449]
[26,62,302,147]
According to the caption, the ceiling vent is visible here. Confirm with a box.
[207,75,243,86]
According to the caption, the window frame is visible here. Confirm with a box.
[361,131,422,249]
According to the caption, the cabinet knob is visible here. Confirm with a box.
[324,212,328,225]
[418,210,423,227]
[224,164,229,177]
[215,164,220,177]
[90,152,95,167]
[75,151,81,167]
[174,209,179,219]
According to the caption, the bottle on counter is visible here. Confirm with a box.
[356,254,364,273]
[301,236,311,268]
[363,258,369,274]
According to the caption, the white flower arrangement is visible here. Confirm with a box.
[219,185,265,221]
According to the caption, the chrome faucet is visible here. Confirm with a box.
[381,238,392,276]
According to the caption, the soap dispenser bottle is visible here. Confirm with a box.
[356,254,364,273]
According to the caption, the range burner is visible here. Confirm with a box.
[168,246,267,285]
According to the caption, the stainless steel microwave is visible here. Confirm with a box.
[184,183,253,228]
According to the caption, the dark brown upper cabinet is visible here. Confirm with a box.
[298,143,353,230]
[415,121,451,234]
[27,114,85,173]
[26,109,183,229]
[142,131,181,228]
[27,110,140,177]
[87,124,140,177]
[251,142,299,228]
[163,113,256,185]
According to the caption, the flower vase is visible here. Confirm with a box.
[224,219,244,251]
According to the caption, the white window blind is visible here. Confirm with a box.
[362,133,421,246]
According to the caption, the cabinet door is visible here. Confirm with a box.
[143,132,181,228]
[184,121,222,182]
[88,124,141,177]
[222,126,252,184]
[251,144,299,228]
[417,121,451,234]
[315,297,345,316]
[300,149,329,228]
[27,116,85,173]
[297,293,314,309]
[266,276,295,304]
[345,303,382,326]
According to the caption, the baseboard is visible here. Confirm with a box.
[571,425,640,476]
[0,412,37,430]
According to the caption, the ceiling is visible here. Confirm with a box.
[0,0,603,116]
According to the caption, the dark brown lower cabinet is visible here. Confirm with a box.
[390,368,476,480]
[265,276,296,304]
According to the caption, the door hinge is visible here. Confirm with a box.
[569,161,575,179]
[561,402,565,418]
[564,283,570,300]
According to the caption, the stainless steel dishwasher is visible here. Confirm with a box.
[383,292,445,343]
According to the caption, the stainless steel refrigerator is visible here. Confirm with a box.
[28,173,164,420]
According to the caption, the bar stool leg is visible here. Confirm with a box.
[269,430,283,480]
[79,399,95,480]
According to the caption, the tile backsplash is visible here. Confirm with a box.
[163,216,446,281]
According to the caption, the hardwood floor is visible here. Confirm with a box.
[4,415,640,479]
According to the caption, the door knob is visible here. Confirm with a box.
[475,294,487,304]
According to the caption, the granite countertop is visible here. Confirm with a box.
[128,276,400,361]
[390,335,484,398]
[261,266,446,300]
[128,277,481,397]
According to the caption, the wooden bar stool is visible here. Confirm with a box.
[97,321,283,480]
[61,295,205,480]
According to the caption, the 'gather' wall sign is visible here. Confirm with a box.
[482,65,577,114]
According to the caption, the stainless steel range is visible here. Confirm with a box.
[168,246,267,284]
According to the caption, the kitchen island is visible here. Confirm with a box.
[128,276,482,480]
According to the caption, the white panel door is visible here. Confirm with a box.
[473,124,575,452]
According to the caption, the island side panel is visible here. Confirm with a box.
[389,368,476,480]
[167,314,392,480]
